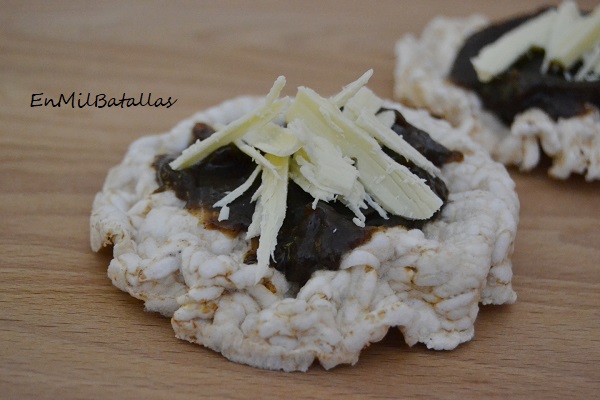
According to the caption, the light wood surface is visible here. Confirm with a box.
[1,1,599,398]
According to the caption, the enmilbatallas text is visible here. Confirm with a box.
[31,92,178,109]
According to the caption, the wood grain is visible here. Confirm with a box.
[1,1,599,398]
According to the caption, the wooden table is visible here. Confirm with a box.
[2,1,598,398]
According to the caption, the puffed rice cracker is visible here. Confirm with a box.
[91,95,519,371]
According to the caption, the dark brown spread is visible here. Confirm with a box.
[448,8,600,125]
[154,114,462,286]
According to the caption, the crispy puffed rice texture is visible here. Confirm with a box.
[90,96,519,371]
[394,16,600,181]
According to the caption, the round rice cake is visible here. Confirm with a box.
[393,11,600,181]
[90,89,519,371]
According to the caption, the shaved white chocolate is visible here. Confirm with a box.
[471,8,556,82]
[169,77,288,170]
[246,154,289,283]
[288,85,443,220]
[170,73,448,277]
[472,1,600,82]
[547,3,600,72]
